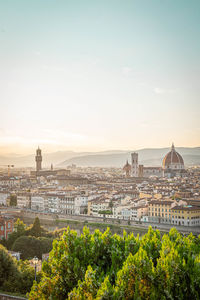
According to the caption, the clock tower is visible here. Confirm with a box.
[35,147,42,172]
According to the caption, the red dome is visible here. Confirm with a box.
[163,144,184,168]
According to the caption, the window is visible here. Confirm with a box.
[1,226,3,231]
[8,222,11,229]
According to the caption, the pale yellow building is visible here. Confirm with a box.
[171,205,200,226]
[148,199,173,224]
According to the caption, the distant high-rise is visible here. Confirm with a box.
[35,147,42,172]
[131,152,138,177]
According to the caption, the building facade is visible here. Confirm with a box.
[163,143,185,178]
[35,147,42,172]
[148,199,174,224]
[171,205,200,226]
[0,215,14,239]
[131,152,138,177]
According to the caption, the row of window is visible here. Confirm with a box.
[173,210,199,214]
[151,215,200,220]
[172,220,200,225]
[151,213,169,217]
[149,208,170,212]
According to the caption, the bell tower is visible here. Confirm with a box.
[131,152,138,177]
[35,147,42,172]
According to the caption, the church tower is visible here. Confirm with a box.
[131,152,138,177]
[35,147,42,172]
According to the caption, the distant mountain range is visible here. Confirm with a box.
[59,147,200,167]
[0,147,199,168]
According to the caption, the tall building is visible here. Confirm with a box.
[131,152,138,177]
[35,147,42,172]
[163,143,185,178]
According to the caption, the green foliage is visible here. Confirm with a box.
[0,218,49,251]
[114,249,155,299]
[99,210,112,215]
[108,200,113,209]
[28,226,200,299]
[12,235,53,260]
[10,194,17,206]
[0,244,35,295]
[68,266,99,299]
[83,208,88,214]
[15,218,26,235]
[26,217,46,237]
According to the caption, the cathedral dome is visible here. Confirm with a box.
[163,144,184,170]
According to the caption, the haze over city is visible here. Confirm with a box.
[0,0,200,155]
[1,2,200,300]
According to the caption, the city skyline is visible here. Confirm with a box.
[0,0,200,155]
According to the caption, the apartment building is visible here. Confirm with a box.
[88,199,110,215]
[74,195,88,214]
[17,192,31,209]
[59,195,75,214]
[31,195,45,211]
[148,199,174,224]
[0,191,9,206]
[171,205,200,226]
[115,204,148,220]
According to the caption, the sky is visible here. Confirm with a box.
[0,0,200,155]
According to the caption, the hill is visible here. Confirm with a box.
[0,147,199,168]
[59,147,200,167]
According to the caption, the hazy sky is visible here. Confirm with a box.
[0,0,200,154]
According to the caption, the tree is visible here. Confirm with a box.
[0,244,35,295]
[114,249,155,299]
[26,217,45,237]
[109,200,113,209]
[15,218,26,235]
[83,208,88,214]
[12,236,53,260]
[68,266,99,299]
[10,194,17,206]
[28,226,200,299]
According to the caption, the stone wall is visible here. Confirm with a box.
[0,293,26,300]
